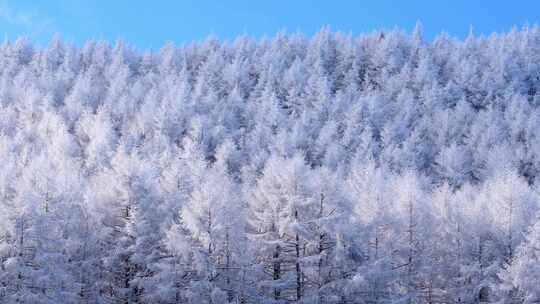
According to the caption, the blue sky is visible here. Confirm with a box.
[1,0,540,49]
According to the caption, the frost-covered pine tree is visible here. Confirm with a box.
[499,215,540,304]
[247,154,316,303]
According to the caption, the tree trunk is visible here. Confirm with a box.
[407,200,415,304]
[295,210,302,301]
[318,193,325,304]
[273,245,281,301]
[225,228,233,303]
[507,200,513,263]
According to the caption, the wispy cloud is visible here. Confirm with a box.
[0,0,55,41]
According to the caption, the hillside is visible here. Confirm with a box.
[1,26,540,303]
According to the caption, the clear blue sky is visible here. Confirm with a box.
[1,0,540,49]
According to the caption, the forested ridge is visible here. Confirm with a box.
[1,25,540,303]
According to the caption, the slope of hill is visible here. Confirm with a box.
[1,27,540,303]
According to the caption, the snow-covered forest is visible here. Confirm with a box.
[0,25,540,303]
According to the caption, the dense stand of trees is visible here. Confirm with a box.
[1,25,540,303]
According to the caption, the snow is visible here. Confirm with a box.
[1,27,540,303]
